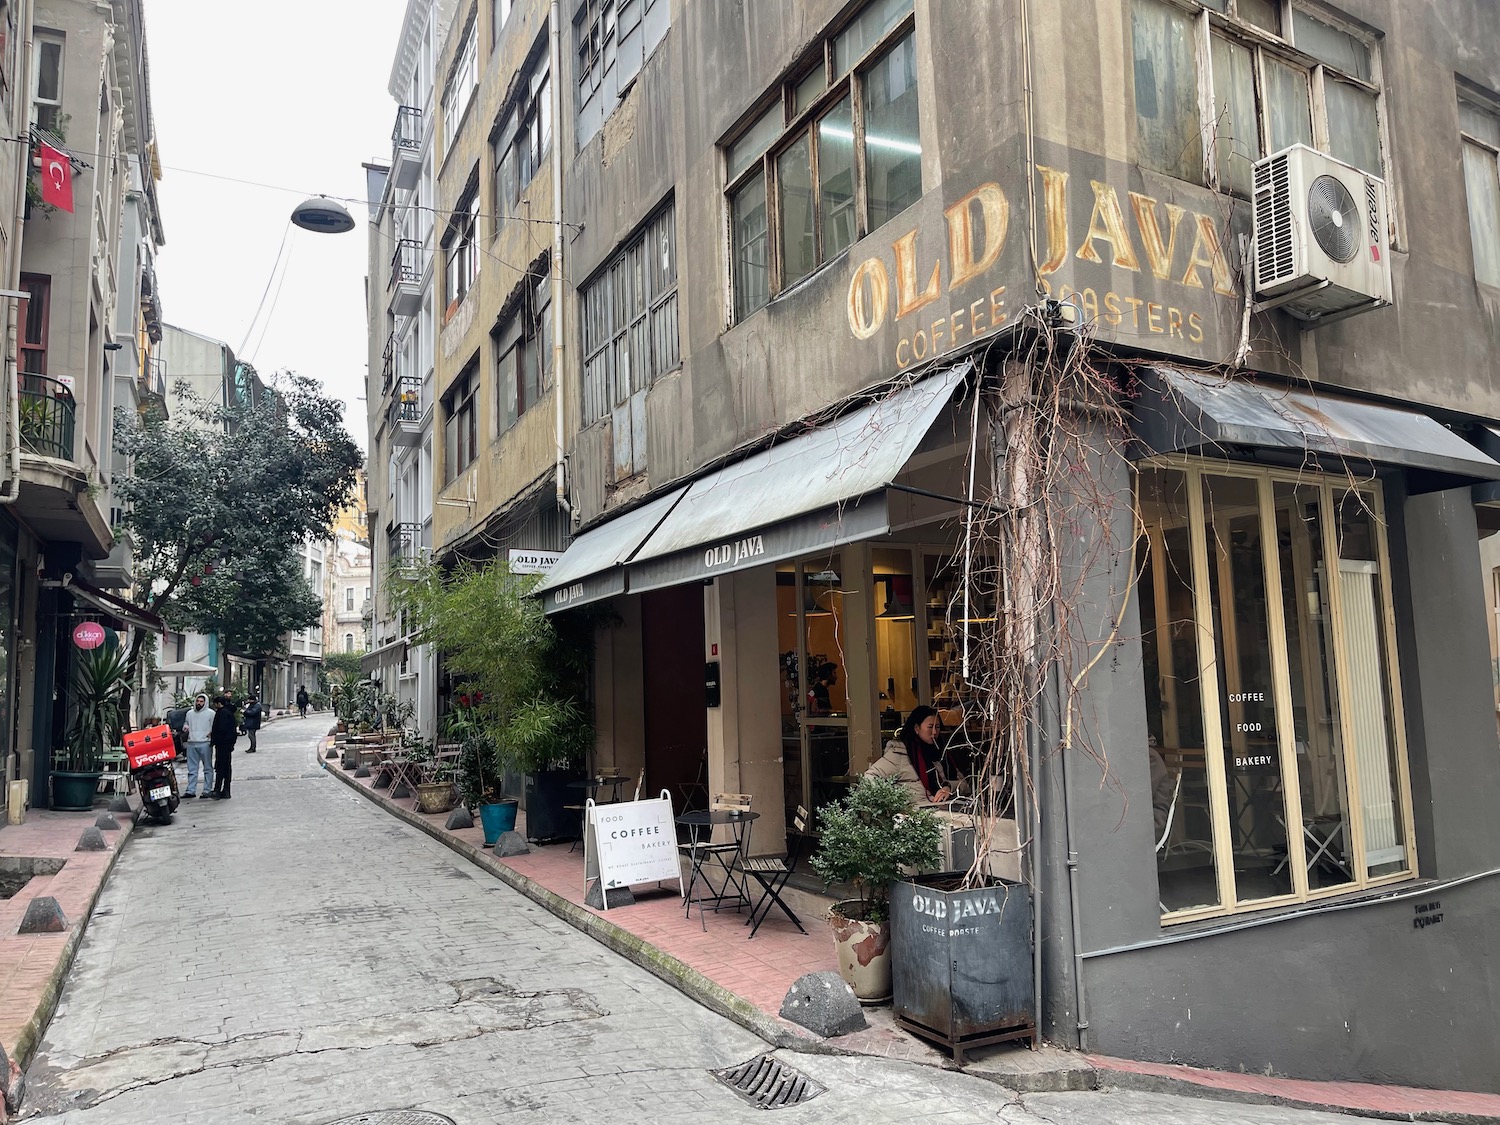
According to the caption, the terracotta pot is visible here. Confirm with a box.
[415,781,456,814]
[829,900,892,1004]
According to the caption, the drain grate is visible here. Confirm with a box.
[713,1055,825,1109]
[323,1114,456,1125]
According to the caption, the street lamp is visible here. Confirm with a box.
[290,196,355,234]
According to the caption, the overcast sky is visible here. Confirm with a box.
[146,0,411,454]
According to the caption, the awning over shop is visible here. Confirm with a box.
[626,362,972,593]
[361,637,408,675]
[533,486,688,613]
[67,577,165,633]
[1133,367,1500,492]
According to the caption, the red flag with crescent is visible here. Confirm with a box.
[37,142,73,213]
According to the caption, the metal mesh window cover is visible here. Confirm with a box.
[712,1055,825,1109]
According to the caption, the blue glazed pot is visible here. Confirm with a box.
[478,799,518,845]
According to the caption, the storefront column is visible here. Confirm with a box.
[839,542,878,771]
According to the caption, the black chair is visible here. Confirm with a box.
[736,805,808,938]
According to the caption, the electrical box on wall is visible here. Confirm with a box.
[705,661,721,708]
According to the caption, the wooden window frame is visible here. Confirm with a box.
[19,273,48,374]
[1458,93,1500,290]
[442,362,480,484]
[1138,457,1418,925]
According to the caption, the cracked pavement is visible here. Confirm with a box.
[19,719,1414,1123]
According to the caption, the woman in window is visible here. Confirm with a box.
[865,705,964,805]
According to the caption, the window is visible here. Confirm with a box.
[491,43,550,218]
[724,0,920,321]
[492,266,552,432]
[1138,461,1414,922]
[1460,97,1500,289]
[1132,1,1383,195]
[442,18,479,144]
[363,586,371,602]
[19,273,48,374]
[345,587,355,611]
[0,2,17,115]
[492,0,512,48]
[575,0,668,148]
[443,178,480,312]
[345,634,355,653]
[32,29,62,134]
[580,202,678,426]
[443,361,480,483]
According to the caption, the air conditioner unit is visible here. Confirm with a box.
[1252,143,1392,322]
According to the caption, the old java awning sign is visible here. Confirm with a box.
[847,165,1238,368]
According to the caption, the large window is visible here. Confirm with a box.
[725,0,921,322]
[1138,462,1414,922]
[19,273,48,373]
[493,267,552,432]
[443,179,480,313]
[492,42,551,219]
[1460,96,1500,289]
[1132,0,1384,196]
[442,361,479,483]
[32,29,62,134]
[442,18,479,145]
[580,202,678,427]
[575,0,668,148]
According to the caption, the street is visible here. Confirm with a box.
[17,720,1423,1124]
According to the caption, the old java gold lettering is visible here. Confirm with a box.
[703,535,766,571]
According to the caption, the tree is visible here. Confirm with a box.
[173,542,322,660]
[113,370,362,680]
[320,650,366,688]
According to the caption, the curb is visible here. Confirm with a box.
[10,810,137,1072]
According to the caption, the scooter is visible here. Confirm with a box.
[123,725,180,824]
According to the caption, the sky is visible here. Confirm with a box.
[145,0,412,454]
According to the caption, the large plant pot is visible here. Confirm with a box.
[889,875,1036,1064]
[50,771,102,811]
[415,782,457,815]
[478,799,518,845]
[523,768,583,843]
[829,901,892,1004]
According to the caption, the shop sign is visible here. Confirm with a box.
[551,582,586,606]
[509,549,561,575]
[72,622,106,650]
[703,534,765,571]
[583,793,683,904]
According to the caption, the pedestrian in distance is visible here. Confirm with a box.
[209,694,238,800]
[180,694,214,798]
[296,684,309,718]
[242,693,264,753]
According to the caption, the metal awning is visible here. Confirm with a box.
[1133,367,1500,492]
[361,637,408,674]
[66,577,165,633]
[533,486,688,612]
[626,363,971,593]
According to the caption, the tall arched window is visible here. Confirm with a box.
[345,633,354,652]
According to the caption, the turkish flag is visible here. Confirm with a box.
[37,142,73,213]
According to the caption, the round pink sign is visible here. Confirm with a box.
[72,622,106,650]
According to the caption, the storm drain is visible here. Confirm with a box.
[322,1113,456,1125]
[712,1055,825,1109]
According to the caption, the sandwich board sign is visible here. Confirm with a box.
[583,791,682,907]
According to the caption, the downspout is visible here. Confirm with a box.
[0,3,34,505]
[549,0,571,523]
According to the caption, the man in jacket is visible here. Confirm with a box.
[181,694,214,798]
[209,695,238,800]
[242,693,264,753]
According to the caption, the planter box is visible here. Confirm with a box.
[523,768,583,843]
[890,875,1035,1064]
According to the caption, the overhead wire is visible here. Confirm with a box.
[237,220,292,356]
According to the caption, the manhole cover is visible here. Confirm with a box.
[323,1114,456,1125]
[713,1055,825,1109]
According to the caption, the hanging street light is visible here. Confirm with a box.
[290,196,355,234]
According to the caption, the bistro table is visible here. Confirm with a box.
[566,777,630,852]
[676,808,760,930]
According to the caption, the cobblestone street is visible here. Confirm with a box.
[16,720,1439,1124]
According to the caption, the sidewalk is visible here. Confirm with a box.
[328,744,1500,1122]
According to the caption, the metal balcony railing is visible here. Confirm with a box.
[18,373,75,460]
[388,522,421,570]
[382,335,395,394]
[392,105,422,155]
[389,239,423,289]
[388,377,421,427]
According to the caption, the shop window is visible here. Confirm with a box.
[1460,96,1500,289]
[491,40,550,219]
[575,0,668,149]
[442,361,479,483]
[1137,462,1413,922]
[442,16,478,145]
[492,267,551,432]
[443,177,481,314]
[723,0,920,321]
[580,202,678,430]
[1131,1,1385,196]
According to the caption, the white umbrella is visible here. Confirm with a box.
[158,660,218,675]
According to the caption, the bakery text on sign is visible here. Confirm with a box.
[846,168,1237,366]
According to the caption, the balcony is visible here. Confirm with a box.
[389,239,426,317]
[388,522,422,575]
[138,357,167,419]
[19,373,75,460]
[391,105,422,191]
[388,377,423,446]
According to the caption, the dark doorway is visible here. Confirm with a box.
[641,585,707,814]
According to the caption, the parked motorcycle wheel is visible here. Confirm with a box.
[150,802,173,825]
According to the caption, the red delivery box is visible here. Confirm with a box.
[123,724,177,769]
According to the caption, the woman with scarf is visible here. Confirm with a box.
[864,705,961,805]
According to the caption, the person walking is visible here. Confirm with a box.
[242,693,264,753]
[295,685,309,718]
[209,695,238,800]
[180,694,214,798]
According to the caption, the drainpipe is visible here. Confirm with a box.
[1050,600,1090,1050]
[0,4,33,506]
[549,0,571,524]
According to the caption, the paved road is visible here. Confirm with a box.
[19,718,1414,1124]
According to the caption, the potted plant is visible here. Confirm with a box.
[53,645,130,810]
[409,734,456,814]
[811,775,941,1003]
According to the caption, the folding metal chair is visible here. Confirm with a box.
[737,805,808,938]
[678,792,753,915]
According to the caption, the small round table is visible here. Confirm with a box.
[675,809,760,929]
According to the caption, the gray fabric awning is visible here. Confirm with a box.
[361,638,407,674]
[1133,367,1500,491]
[626,363,971,592]
[533,486,687,613]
